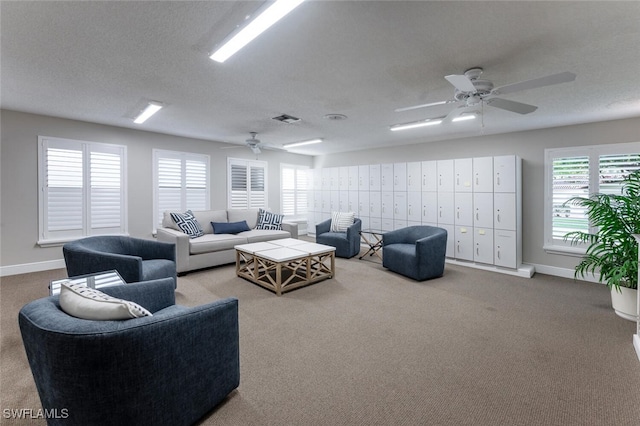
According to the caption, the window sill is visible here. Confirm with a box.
[38,233,130,248]
[543,244,587,257]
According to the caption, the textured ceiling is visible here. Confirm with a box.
[2,1,640,156]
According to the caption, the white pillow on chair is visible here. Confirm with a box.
[330,211,355,232]
[59,282,152,321]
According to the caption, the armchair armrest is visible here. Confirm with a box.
[63,247,143,283]
[382,227,413,246]
[101,277,176,313]
[316,219,331,235]
[132,238,176,262]
[346,218,362,240]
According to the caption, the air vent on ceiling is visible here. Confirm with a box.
[272,114,301,124]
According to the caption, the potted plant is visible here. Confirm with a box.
[564,169,640,321]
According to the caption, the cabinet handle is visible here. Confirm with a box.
[456,176,460,185]
[497,213,501,222]
[439,209,442,218]
[476,247,479,255]
[497,247,501,259]
[476,211,479,220]
[475,175,479,185]
[439,175,442,186]
[457,243,460,253]
[457,211,460,219]
[496,173,500,186]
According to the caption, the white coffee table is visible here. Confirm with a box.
[235,240,336,296]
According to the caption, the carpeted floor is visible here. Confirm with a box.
[2,253,640,425]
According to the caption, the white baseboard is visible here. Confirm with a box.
[445,258,535,278]
[527,263,600,283]
[0,259,66,277]
[634,334,640,362]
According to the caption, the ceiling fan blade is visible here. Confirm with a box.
[486,98,538,114]
[491,71,576,95]
[394,99,456,113]
[445,74,477,93]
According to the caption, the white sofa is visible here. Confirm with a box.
[156,208,298,275]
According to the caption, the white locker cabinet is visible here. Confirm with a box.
[454,226,474,261]
[473,193,494,229]
[473,157,494,192]
[348,166,359,191]
[494,193,517,230]
[381,218,394,232]
[358,165,369,191]
[313,169,322,190]
[321,169,331,190]
[381,191,394,219]
[394,220,407,230]
[407,191,422,223]
[314,191,323,212]
[330,191,340,212]
[381,163,394,191]
[339,167,349,191]
[330,168,340,191]
[394,192,407,220]
[437,159,455,192]
[370,217,382,231]
[360,216,370,231]
[439,224,455,258]
[421,160,438,192]
[437,192,455,225]
[421,192,438,224]
[339,191,349,212]
[394,163,407,191]
[321,191,331,214]
[407,162,422,192]
[494,155,517,193]
[369,191,382,218]
[454,192,473,226]
[369,164,381,191]
[307,189,315,213]
[474,229,494,265]
[494,230,517,268]
[454,158,473,192]
[358,191,370,218]
[348,191,359,213]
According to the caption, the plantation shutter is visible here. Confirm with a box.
[550,156,590,241]
[598,154,640,195]
[281,165,308,217]
[227,158,267,209]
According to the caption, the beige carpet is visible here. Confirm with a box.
[2,254,640,425]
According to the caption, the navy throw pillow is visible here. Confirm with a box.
[211,221,251,234]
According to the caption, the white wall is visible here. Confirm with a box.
[0,110,313,273]
[312,117,640,274]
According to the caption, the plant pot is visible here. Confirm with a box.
[610,286,638,322]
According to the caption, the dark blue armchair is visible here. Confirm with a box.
[18,278,239,426]
[63,236,176,286]
[316,218,362,258]
[382,226,447,281]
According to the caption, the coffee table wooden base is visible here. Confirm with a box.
[236,245,335,296]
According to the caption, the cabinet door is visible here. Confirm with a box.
[381,218,394,232]
[455,192,473,226]
[313,169,323,190]
[494,230,517,268]
[394,163,407,192]
[348,166,359,191]
[321,169,331,190]
[369,165,381,191]
[421,191,438,224]
[474,228,494,265]
[473,193,493,229]
[339,191,349,212]
[421,160,438,192]
[330,168,340,191]
[358,165,369,191]
[394,220,407,230]
[381,191,394,219]
[369,191,381,218]
[339,167,349,191]
[370,217,382,232]
[407,162,422,192]
[348,191,359,213]
[381,163,394,191]
[394,192,407,220]
[321,191,331,213]
[454,158,473,192]
[454,226,474,261]
[494,193,516,231]
[473,157,494,192]
[314,191,322,212]
[407,191,422,222]
[439,224,455,258]
[358,191,369,218]
[437,159,454,192]
[494,155,516,193]
[330,191,340,212]
[437,192,454,225]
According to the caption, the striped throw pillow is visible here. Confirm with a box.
[330,211,355,232]
[256,208,284,230]
[170,210,205,238]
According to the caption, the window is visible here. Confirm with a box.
[153,150,210,230]
[544,142,640,254]
[227,158,267,210]
[281,164,309,219]
[38,136,127,246]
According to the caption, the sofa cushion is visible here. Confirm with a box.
[192,210,228,235]
[228,208,260,229]
[170,210,205,238]
[212,221,251,235]
[59,282,152,321]
[189,234,247,255]
[239,229,290,243]
[256,208,284,230]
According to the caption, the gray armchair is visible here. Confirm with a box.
[18,278,239,426]
[382,225,447,281]
[63,235,176,286]
[315,218,362,258]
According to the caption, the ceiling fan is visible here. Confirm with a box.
[395,67,576,121]
[221,132,284,154]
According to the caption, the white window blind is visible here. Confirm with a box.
[281,164,309,218]
[227,158,267,210]
[153,150,210,230]
[544,143,640,253]
[38,136,127,245]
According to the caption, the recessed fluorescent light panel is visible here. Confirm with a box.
[283,138,322,148]
[390,119,443,132]
[210,0,305,63]
[451,113,477,122]
[133,102,163,124]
